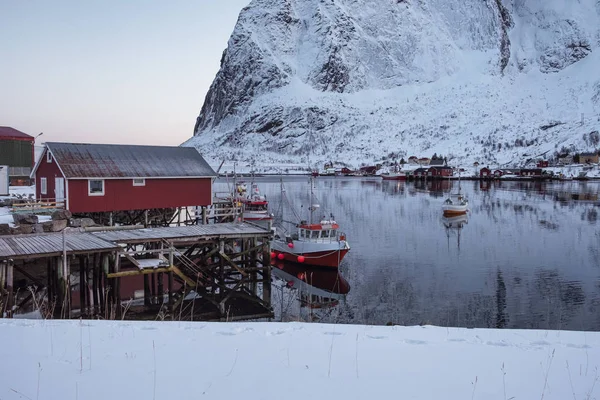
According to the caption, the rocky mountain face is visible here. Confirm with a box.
[185,0,600,167]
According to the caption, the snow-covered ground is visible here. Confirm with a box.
[0,185,50,227]
[0,320,598,399]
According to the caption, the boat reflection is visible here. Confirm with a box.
[271,261,350,311]
[441,214,468,251]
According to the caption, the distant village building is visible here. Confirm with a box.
[0,126,35,185]
[408,156,419,165]
[418,157,431,166]
[414,167,429,178]
[359,165,378,175]
[480,167,491,178]
[580,153,599,164]
[31,142,216,213]
[537,160,549,168]
[429,158,446,167]
[520,168,542,177]
[428,166,453,178]
[558,155,573,165]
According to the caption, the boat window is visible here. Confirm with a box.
[331,230,337,238]
[311,231,320,239]
[299,229,306,239]
[322,230,330,238]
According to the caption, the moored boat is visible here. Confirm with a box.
[271,177,350,268]
[442,193,469,216]
[234,181,273,225]
[442,170,468,216]
[381,171,407,181]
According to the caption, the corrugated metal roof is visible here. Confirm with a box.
[0,232,119,259]
[45,142,216,178]
[0,223,270,259]
[0,127,34,140]
[93,223,270,243]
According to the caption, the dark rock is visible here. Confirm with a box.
[11,225,33,235]
[51,209,73,220]
[42,221,54,232]
[0,223,10,235]
[12,213,39,225]
[32,224,45,234]
[49,219,68,232]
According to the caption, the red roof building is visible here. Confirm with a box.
[480,167,491,178]
[31,142,216,213]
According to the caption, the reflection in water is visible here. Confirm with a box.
[215,178,600,331]
[271,261,351,322]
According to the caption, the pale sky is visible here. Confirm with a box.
[0,0,250,146]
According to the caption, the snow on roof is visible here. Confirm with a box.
[39,142,216,179]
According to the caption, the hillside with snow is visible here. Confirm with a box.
[184,0,600,168]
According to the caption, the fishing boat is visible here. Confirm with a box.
[234,181,273,226]
[381,165,406,181]
[271,178,350,268]
[442,170,468,216]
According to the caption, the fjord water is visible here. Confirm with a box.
[216,177,600,331]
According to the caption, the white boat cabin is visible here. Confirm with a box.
[294,220,344,242]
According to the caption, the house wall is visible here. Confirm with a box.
[581,155,599,164]
[34,148,64,201]
[67,177,213,213]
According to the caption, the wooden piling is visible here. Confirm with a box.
[6,262,13,318]
[144,275,151,307]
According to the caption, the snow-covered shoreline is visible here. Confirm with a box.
[0,319,598,399]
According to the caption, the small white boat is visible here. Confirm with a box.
[442,170,468,216]
[442,194,469,216]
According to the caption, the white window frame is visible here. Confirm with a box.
[40,177,47,195]
[88,179,105,196]
[132,178,146,186]
[46,151,52,163]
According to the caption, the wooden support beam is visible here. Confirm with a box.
[143,275,151,307]
[106,267,173,279]
[219,252,248,277]
[13,265,46,289]
[79,257,86,317]
[6,262,14,318]
[170,266,197,288]
[123,253,141,268]
[114,252,121,319]
[157,272,164,305]
[168,272,173,311]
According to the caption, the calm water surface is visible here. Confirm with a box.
[216,177,600,331]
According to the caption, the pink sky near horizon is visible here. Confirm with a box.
[0,0,250,147]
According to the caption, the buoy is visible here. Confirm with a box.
[287,242,294,249]
[270,251,276,259]
[277,253,285,260]
[297,255,305,263]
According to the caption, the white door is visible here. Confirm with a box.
[55,177,65,203]
[0,165,8,196]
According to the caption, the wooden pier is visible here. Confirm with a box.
[0,223,273,321]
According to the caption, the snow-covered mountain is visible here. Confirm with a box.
[184,0,600,168]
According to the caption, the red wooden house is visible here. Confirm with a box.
[413,167,429,178]
[30,142,216,213]
[428,166,453,178]
[480,167,491,178]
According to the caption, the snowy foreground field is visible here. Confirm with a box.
[0,320,598,400]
